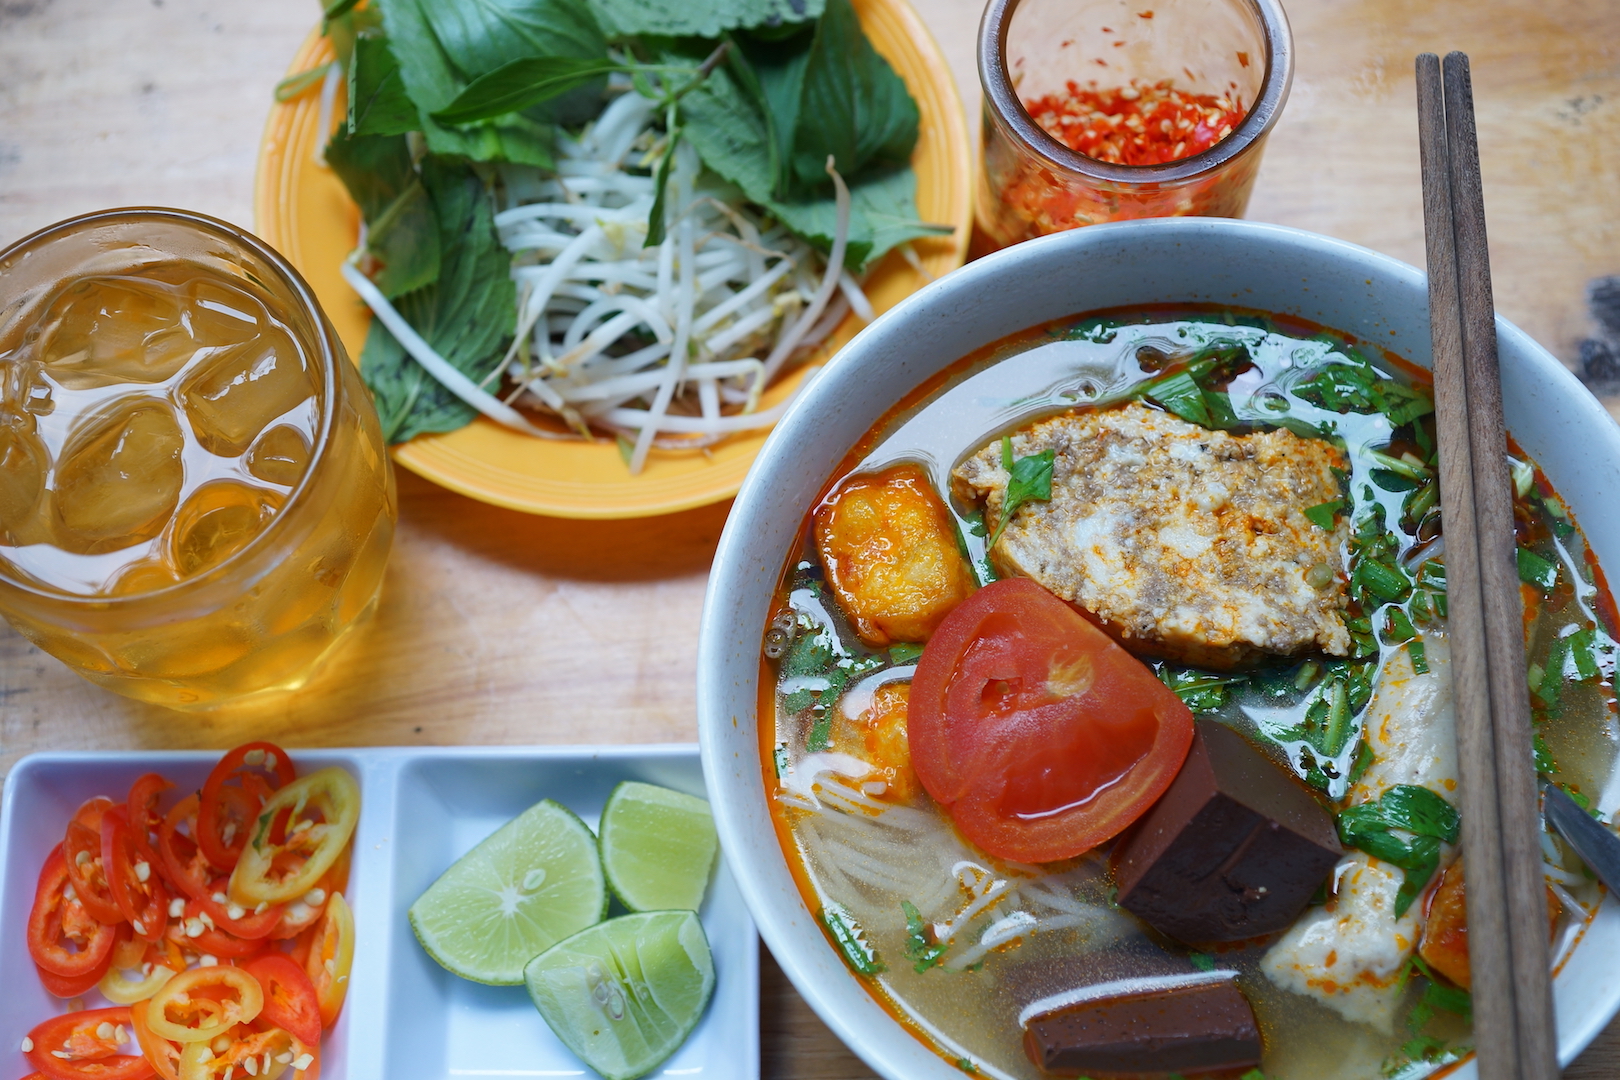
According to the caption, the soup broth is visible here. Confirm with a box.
[760,308,1618,1079]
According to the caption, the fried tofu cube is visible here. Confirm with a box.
[952,402,1350,669]
[833,682,918,803]
[814,465,975,646]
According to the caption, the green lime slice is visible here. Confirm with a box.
[409,798,607,985]
[524,910,715,1080]
[598,782,718,912]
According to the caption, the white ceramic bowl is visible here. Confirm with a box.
[697,217,1620,1079]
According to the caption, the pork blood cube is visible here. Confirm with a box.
[1022,975,1261,1076]
[1114,721,1341,943]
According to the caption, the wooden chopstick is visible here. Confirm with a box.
[1416,52,1558,1080]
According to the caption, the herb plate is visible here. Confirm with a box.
[253,0,971,519]
[0,744,757,1080]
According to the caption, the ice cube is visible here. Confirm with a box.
[182,277,270,347]
[33,276,200,389]
[53,398,185,554]
[170,480,284,578]
[108,555,182,597]
[0,421,48,543]
[181,325,314,458]
[245,424,312,487]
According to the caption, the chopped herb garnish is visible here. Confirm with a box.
[1346,736,1375,788]
[988,437,1056,549]
[888,642,925,665]
[822,904,885,975]
[1337,785,1459,917]
[1533,731,1558,775]
[1189,952,1216,972]
[1159,667,1245,713]
[901,900,948,972]
[1517,547,1558,592]
[1303,499,1344,530]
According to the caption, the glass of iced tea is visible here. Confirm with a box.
[0,208,396,710]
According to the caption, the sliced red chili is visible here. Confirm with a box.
[28,846,119,979]
[1023,80,1248,166]
[101,807,168,942]
[244,953,323,1044]
[196,741,295,871]
[156,794,283,938]
[63,820,125,925]
[36,952,114,998]
[125,773,173,863]
[25,1006,154,1080]
[164,897,269,959]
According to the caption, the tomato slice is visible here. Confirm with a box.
[304,892,354,1028]
[244,954,322,1044]
[229,768,359,907]
[909,577,1195,862]
[25,1006,154,1080]
[129,1001,184,1080]
[196,742,295,871]
[144,966,264,1043]
[158,795,283,938]
[29,846,120,979]
[101,808,168,942]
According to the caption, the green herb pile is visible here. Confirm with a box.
[301,0,944,444]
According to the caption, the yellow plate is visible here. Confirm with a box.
[254,2,971,519]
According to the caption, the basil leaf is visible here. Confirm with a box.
[379,0,604,165]
[1336,785,1458,917]
[324,0,362,18]
[349,34,419,136]
[732,28,812,199]
[356,156,517,443]
[433,56,624,125]
[590,0,824,39]
[790,0,917,189]
[678,59,946,269]
[325,129,441,299]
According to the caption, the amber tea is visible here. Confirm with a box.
[0,210,396,709]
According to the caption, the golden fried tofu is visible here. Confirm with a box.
[815,464,975,646]
[833,682,918,803]
[952,402,1350,669]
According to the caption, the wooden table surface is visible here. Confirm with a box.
[1,0,1617,1076]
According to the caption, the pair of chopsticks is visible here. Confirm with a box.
[1416,53,1558,1080]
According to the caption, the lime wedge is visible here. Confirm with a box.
[524,910,715,1080]
[598,782,718,912]
[409,799,607,985]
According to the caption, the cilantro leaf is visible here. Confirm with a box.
[901,900,947,972]
[1337,785,1459,917]
[987,437,1054,549]
[433,56,625,125]
[823,904,884,975]
[1303,499,1344,530]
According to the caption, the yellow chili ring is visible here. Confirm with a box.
[145,966,264,1043]
[308,890,355,1028]
[229,767,361,907]
[178,1027,316,1080]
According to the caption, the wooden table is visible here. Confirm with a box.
[1,0,1617,1075]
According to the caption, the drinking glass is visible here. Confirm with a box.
[0,208,396,709]
[976,0,1293,249]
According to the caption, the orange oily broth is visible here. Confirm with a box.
[759,308,1619,1079]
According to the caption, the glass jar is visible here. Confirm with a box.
[976,0,1293,249]
[0,209,397,710]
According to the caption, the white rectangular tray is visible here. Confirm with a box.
[0,744,759,1080]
